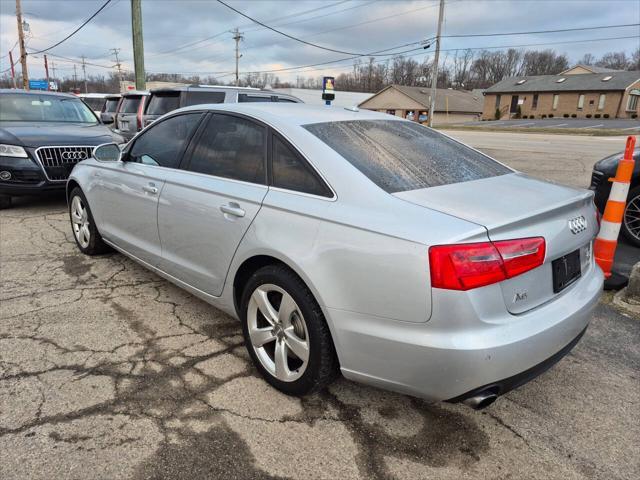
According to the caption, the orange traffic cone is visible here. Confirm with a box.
[594,135,637,283]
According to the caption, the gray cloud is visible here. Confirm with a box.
[1,0,638,82]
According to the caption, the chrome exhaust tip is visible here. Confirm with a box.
[462,392,498,410]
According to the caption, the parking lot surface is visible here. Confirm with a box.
[1,133,639,480]
[449,118,640,131]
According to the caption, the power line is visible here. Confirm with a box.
[29,0,113,54]
[442,22,640,38]
[210,34,639,79]
[146,0,358,59]
[215,0,400,56]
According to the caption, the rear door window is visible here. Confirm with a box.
[303,120,510,193]
[120,96,141,113]
[271,136,332,197]
[185,114,266,184]
[184,91,226,106]
[146,92,180,115]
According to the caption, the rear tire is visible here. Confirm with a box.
[0,195,11,210]
[240,265,339,396]
[621,186,640,248]
[68,187,111,255]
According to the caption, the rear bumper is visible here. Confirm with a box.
[326,262,603,401]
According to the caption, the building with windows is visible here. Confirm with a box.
[481,66,640,120]
[358,85,483,124]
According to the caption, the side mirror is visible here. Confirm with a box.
[100,114,114,125]
[93,143,122,162]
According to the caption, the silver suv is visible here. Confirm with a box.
[142,85,302,128]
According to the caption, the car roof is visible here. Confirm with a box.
[149,85,263,93]
[0,88,78,99]
[121,90,149,97]
[176,102,397,126]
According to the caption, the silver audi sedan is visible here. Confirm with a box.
[67,104,603,409]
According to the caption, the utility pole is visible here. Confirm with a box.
[15,0,29,89]
[50,59,56,87]
[110,48,123,91]
[130,0,146,90]
[427,0,445,128]
[81,55,88,93]
[8,50,17,88]
[73,64,78,90]
[44,54,50,90]
[232,27,243,86]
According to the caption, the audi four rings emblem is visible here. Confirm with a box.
[61,151,88,161]
[568,215,587,235]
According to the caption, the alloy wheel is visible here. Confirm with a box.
[247,284,310,382]
[624,193,640,243]
[71,195,91,249]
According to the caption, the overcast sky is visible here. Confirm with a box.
[1,0,638,83]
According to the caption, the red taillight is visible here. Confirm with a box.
[136,99,144,131]
[429,237,546,291]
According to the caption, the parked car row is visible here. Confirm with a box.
[97,86,302,141]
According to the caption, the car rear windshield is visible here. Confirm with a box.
[83,97,105,111]
[104,98,120,112]
[303,120,511,193]
[0,94,97,123]
[146,92,180,115]
[120,96,142,113]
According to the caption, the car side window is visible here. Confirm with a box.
[271,135,332,197]
[129,113,201,168]
[186,114,266,184]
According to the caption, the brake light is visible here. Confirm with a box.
[429,237,546,290]
[136,98,144,131]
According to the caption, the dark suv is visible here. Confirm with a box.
[142,85,301,128]
[114,90,149,141]
[0,89,123,209]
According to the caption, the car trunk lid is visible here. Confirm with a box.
[394,172,599,313]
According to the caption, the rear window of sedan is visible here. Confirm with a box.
[303,120,510,193]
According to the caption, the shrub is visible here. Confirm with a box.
[571,114,577,118]
[632,113,637,119]
[530,115,535,119]
[594,113,601,118]
[549,114,554,118]
[586,114,592,118]
[495,108,501,120]
[541,114,547,118]
[514,105,522,119]
[603,113,610,118]
[563,113,569,118]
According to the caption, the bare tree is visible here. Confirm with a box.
[596,51,629,70]
[579,53,595,65]
[519,50,569,76]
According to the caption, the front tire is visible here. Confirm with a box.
[240,265,338,396]
[622,186,640,248]
[68,187,110,255]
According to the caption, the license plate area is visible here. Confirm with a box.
[552,249,581,293]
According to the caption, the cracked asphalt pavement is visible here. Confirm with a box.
[1,155,639,478]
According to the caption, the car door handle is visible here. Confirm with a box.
[220,203,245,218]
[142,185,158,195]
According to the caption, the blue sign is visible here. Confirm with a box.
[29,80,49,90]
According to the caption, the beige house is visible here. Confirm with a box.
[358,85,483,125]
[481,66,640,120]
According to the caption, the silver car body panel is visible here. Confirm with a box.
[68,103,603,401]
